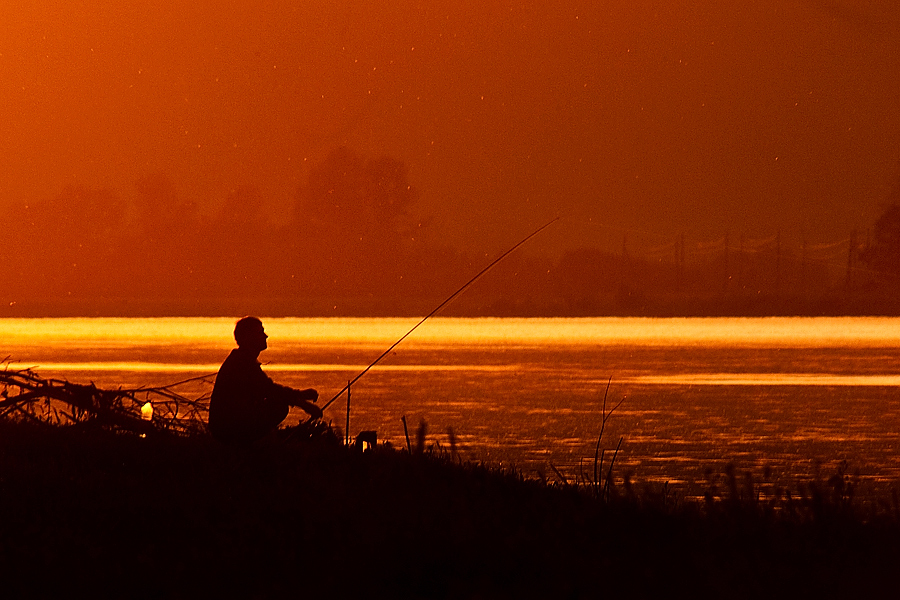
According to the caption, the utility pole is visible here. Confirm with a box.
[846,230,856,290]
[801,235,807,298]
[722,231,730,296]
[775,230,782,292]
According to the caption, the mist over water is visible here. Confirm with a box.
[4,317,900,496]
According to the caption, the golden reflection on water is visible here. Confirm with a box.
[24,362,523,373]
[1,317,236,342]
[4,316,899,495]
[3,316,900,347]
[626,373,900,386]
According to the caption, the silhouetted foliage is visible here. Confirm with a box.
[861,203,900,279]
[4,187,127,298]
[2,418,899,598]
[5,149,900,316]
[858,163,900,281]
[295,147,416,240]
[290,147,419,295]
[107,174,202,299]
[204,186,277,297]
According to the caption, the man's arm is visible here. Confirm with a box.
[291,388,322,419]
[295,388,318,402]
[257,369,321,419]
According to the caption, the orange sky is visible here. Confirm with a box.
[3,1,899,255]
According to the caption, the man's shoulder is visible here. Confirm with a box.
[223,348,258,364]
[219,348,261,374]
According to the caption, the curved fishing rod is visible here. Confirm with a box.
[317,216,560,414]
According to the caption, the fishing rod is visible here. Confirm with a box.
[317,216,560,414]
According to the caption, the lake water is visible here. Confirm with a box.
[4,317,900,497]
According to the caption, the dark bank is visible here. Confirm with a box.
[1,369,899,598]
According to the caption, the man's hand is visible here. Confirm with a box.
[291,388,321,419]
[298,388,318,402]
[301,401,323,420]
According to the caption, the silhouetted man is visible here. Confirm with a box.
[209,316,322,444]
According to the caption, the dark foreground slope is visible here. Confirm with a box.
[1,422,898,599]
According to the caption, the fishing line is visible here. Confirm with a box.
[318,216,560,413]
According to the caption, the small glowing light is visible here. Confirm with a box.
[141,402,153,421]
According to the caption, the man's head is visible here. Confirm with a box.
[234,316,268,352]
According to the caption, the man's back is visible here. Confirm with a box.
[209,348,292,444]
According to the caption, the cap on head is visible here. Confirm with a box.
[234,316,265,347]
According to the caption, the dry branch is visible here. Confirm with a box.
[0,366,211,437]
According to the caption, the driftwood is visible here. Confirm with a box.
[0,365,211,437]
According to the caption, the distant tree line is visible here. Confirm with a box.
[3,148,900,317]
[859,166,900,282]
[3,147,481,316]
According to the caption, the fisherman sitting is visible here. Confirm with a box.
[209,316,322,444]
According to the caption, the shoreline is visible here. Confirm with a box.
[4,290,900,319]
[1,420,898,598]
[2,366,898,596]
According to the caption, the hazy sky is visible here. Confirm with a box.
[3,1,898,255]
